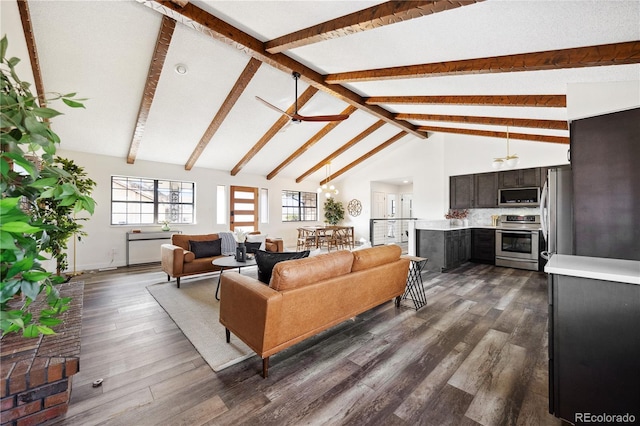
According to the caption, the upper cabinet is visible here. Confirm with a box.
[450,166,548,209]
[450,174,474,209]
[474,172,499,208]
[498,168,541,188]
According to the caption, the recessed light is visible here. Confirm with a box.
[175,64,188,75]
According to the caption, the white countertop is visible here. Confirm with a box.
[414,220,497,231]
[545,254,640,285]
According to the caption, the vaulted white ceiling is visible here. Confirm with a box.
[3,0,639,185]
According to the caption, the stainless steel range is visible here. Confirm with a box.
[495,214,541,271]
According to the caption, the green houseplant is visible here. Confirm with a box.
[1,36,94,337]
[323,197,345,225]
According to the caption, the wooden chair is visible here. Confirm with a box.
[296,228,316,251]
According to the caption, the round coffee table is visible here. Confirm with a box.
[212,256,257,300]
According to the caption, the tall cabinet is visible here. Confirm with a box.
[570,107,640,260]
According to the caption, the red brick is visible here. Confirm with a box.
[0,377,8,398]
[44,390,69,408]
[65,358,79,377]
[9,373,27,396]
[16,403,68,426]
[1,395,16,410]
[46,360,64,383]
[26,358,48,389]
[1,399,41,422]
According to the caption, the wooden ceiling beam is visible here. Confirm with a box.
[326,41,640,83]
[185,58,261,170]
[266,105,357,180]
[231,87,318,176]
[127,15,175,164]
[296,120,385,183]
[137,0,426,140]
[17,0,46,109]
[396,113,568,130]
[265,1,482,54]
[367,95,566,107]
[418,126,569,144]
[320,131,408,185]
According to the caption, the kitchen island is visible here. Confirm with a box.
[408,220,498,272]
[545,254,640,424]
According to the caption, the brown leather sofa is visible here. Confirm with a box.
[219,244,410,378]
[161,233,284,288]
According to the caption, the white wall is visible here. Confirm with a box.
[567,80,640,121]
[56,149,321,271]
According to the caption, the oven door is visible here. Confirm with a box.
[495,229,539,260]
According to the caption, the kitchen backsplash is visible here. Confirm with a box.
[468,208,540,226]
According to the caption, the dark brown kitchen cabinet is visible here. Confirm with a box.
[549,274,640,422]
[474,172,498,207]
[471,228,495,264]
[417,229,470,272]
[498,168,541,188]
[449,174,473,209]
[571,107,640,261]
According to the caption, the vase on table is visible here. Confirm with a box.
[235,242,247,262]
[162,223,170,231]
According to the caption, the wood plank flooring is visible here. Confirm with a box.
[51,262,562,426]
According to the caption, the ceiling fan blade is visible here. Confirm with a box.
[292,113,350,122]
[255,96,293,119]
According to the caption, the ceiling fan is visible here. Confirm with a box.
[256,72,349,123]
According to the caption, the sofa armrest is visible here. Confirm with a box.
[219,272,282,356]
[161,243,187,277]
[265,238,284,253]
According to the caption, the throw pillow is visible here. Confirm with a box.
[255,249,310,284]
[189,239,221,259]
[246,234,267,251]
[245,241,262,254]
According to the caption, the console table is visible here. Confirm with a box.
[401,255,428,311]
[126,231,181,266]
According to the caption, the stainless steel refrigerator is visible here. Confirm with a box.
[540,165,573,258]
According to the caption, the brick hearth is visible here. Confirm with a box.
[1,281,83,426]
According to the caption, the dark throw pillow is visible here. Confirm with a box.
[254,250,310,284]
[189,239,221,259]
[245,241,262,254]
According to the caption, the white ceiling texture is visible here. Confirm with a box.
[4,0,639,185]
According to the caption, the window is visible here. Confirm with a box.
[282,190,317,222]
[111,176,195,225]
[260,188,269,224]
[216,185,226,225]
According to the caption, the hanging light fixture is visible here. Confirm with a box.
[317,162,339,198]
[492,126,520,169]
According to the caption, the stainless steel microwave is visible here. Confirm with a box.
[498,187,541,207]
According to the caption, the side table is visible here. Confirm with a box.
[401,255,428,311]
[212,256,257,301]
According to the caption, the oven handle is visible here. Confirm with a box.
[496,230,535,235]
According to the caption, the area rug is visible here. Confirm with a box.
[147,274,255,372]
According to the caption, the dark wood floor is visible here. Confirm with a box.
[52,262,562,426]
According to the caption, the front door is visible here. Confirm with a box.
[230,186,258,232]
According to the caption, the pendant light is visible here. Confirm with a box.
[492,126,520,169]
[317,162,339,198]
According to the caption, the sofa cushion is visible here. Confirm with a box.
[172,234,219,251]
[255,250,310,284]
[189,239,222,258]
[270,250,354,291]
[351,244,402,272]
[183,250,196,263]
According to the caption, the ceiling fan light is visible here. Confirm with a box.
[335,189,339,195]
[325,192,332,198]
[329,185,335,190]
[321,184,328,190]
[317,187,322,193]
[492,159,504,169]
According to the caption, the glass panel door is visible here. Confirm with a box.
[230,185,258,232]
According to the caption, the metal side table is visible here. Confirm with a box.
[401,255,428,311]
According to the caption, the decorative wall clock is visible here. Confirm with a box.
[347,199,362,217]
